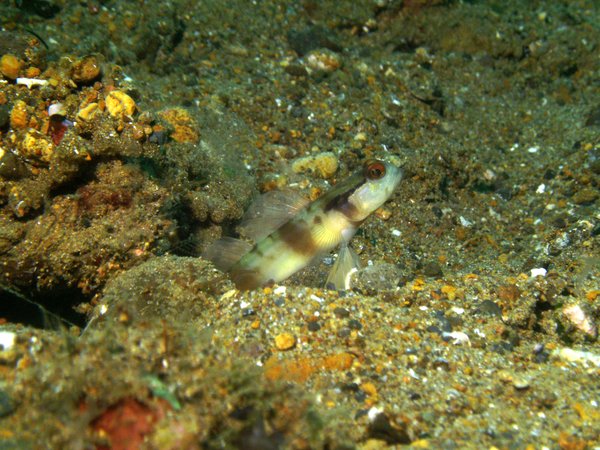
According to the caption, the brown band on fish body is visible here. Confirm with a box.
[276,219,317,256]
[336,199,362,221]
[323,184,359,213]
[325,189,363,221]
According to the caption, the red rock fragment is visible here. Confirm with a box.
[91,398,164,450]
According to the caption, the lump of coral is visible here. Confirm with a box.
[2,160,175,293]
[19,129,54,163]
[291,151,339,179]
[9,100,28,129]
[105,90,136,119]
[158,108,199,143]
[77,102,100,122]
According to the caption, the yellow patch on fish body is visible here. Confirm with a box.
[205,159,403,290]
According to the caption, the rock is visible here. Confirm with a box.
[71,55,101,84]
[91,256,233,328]
[352,263,402,294]
[0,147,29,180]
[287,26,341,56]
[562,303,597,340]
[159,108,199,143]
[333,307,350,318]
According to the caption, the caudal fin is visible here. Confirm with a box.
[202,237,253,272]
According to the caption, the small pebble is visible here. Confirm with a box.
[423,261,443,278]
[337,328,351,338]
[274,332,296,350]
[0,104,10,129]
[571,187,598,205]
[496,284,521,303]
[305,49,341,74]
[0,54,21,79]
[512,377,530,390]
[374,207,392,220]
[0,391,15,418]
[476,300,502,317]
[584,105,600,127]
[48,102,66,118]
[307,321,321,332]
[333,307,350,318]
[348,319,362,330]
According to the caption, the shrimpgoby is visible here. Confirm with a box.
[204,159,403,290]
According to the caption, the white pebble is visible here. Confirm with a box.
[459,216,472,227]
[443,331,471,346]
[552,348,600,367]
[530,268,547,278]
[367,406,384,421]
[273,286,287,295]
[0,330,16,351]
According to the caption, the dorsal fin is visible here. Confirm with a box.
[238,190,309,241]
[202,237,253,271]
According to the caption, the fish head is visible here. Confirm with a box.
[347,159,403,220]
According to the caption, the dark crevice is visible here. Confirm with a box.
[0,283,88,329]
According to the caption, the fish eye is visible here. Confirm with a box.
[365,161,386,180]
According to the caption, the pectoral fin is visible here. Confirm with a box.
[325,243,360,291]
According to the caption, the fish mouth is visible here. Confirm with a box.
[386,163,404,191]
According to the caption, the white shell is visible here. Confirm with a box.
[16,77,48,88]
[48,102,66,117]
